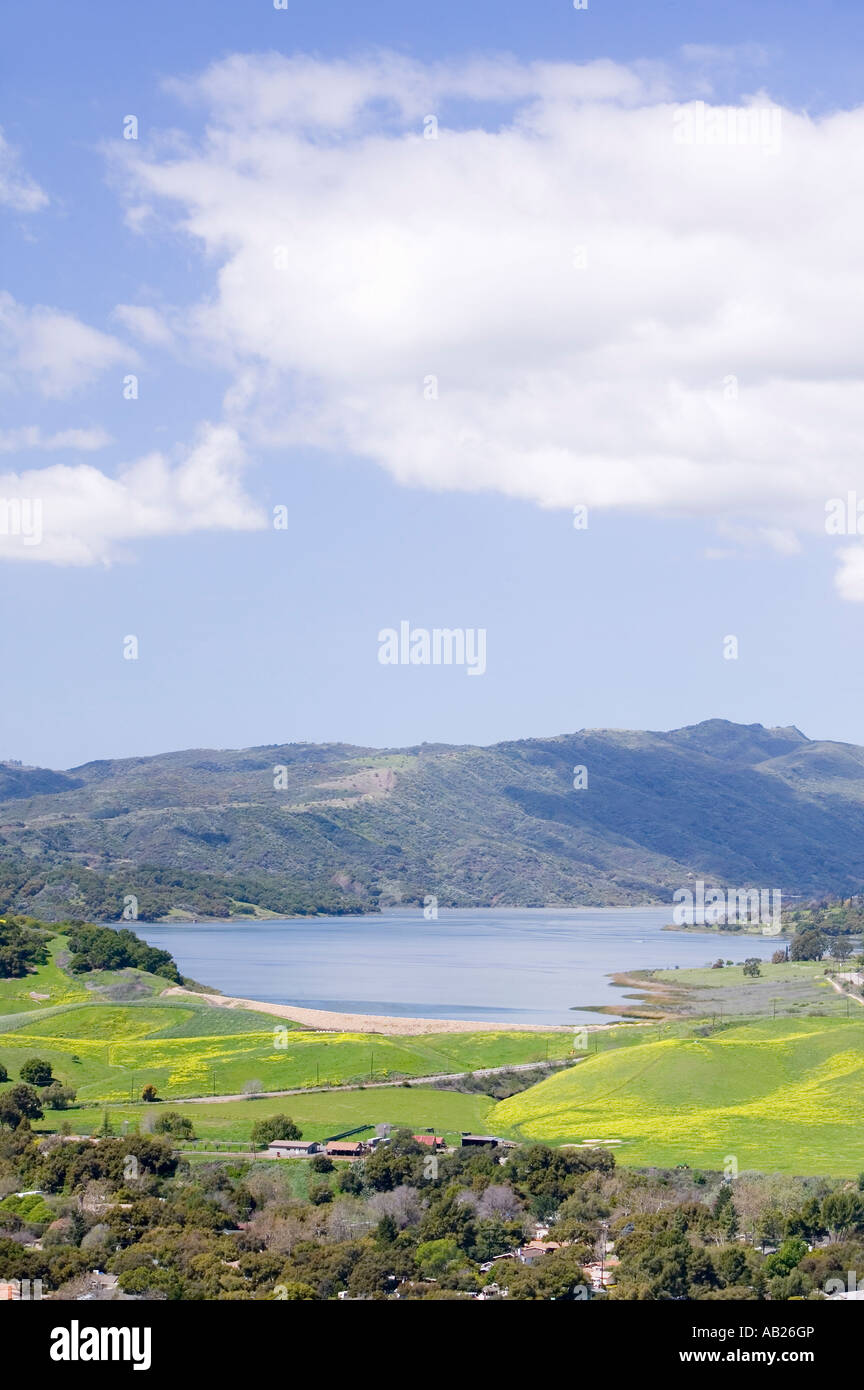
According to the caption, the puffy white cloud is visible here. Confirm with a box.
[118,53,864,595]
[0,293,131,398]
[0,426,113,453]
[0,422,267,564]
[0,130,47,211]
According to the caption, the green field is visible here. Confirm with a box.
[651,960,856,1019]
[33,1086,495,1145]
[0,1000,573,1102]
[0,934,574,1109]
[494,1015,864,1176]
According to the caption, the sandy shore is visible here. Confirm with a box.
[163,986,573,1035]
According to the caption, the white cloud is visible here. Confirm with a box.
[0,292,131,398]
[0,426,113,453]
[113,303,174,346]
[834,547,864,602]
[118,52,864,596]
[0,130,47,212]
[0,422,267,565]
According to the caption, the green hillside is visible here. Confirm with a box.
[493,1016,864,1176]
[0,931,573,1105]
[5,719,864,918]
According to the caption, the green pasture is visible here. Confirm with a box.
[33,1086,495,1145]
[494,1015,864,1176]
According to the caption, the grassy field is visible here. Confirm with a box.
[0,935,574,1106]
[652,960,855,1018]
[33,1086,495,1145]
[0,1004,574,1102]
[494,1015,864,1176]
[611,959,856,1021]
[0,936,92,1016]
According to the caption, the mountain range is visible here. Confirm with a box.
[2,719,864,920]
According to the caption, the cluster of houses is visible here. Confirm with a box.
[476,1223,618,1293]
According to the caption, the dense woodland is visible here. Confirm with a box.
[0,853,373,923]
[0,1126,862,1300]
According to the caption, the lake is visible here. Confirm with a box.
[137,907,783,1026]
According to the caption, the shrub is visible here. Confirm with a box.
[250,1115,301,1146]
[20,1057,53,1087]
[153,1111,195,1140]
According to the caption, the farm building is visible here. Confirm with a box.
[412,1134,446,1149]
[267,1139,320,1158]
[325,1140,367,1158]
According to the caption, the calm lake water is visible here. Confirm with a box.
[138,907,783,1027]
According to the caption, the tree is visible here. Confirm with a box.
[742,958,762,978]
[42,1083,76,1110]
[790,929,825,962]
[118,1265,184,1299]
[249,1115,301,1146]
[153,1111,195,1140]
[273,1280,317,1300]
[830,936,853,964]
[0,1083,43,1128]
[763,1236,808,1278]
[20,1057,53,1087]
[0,1064,7,1083]
[821,1191,864,1240]
[416,1236,461,1276]
[141,1084,158,1103]
[506,1246,593,1301]
[714,1185,739,1241]
[771,949,787,964]
[243,1079,265,1099]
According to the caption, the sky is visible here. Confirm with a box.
[2,0,864,769]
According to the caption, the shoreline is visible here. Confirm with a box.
[162,985,579,1035]
[135,903,672,927]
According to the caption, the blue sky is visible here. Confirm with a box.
[2,0,864,768]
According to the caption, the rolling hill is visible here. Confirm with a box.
[493,1016,864,1175]
[3,719,864,919]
